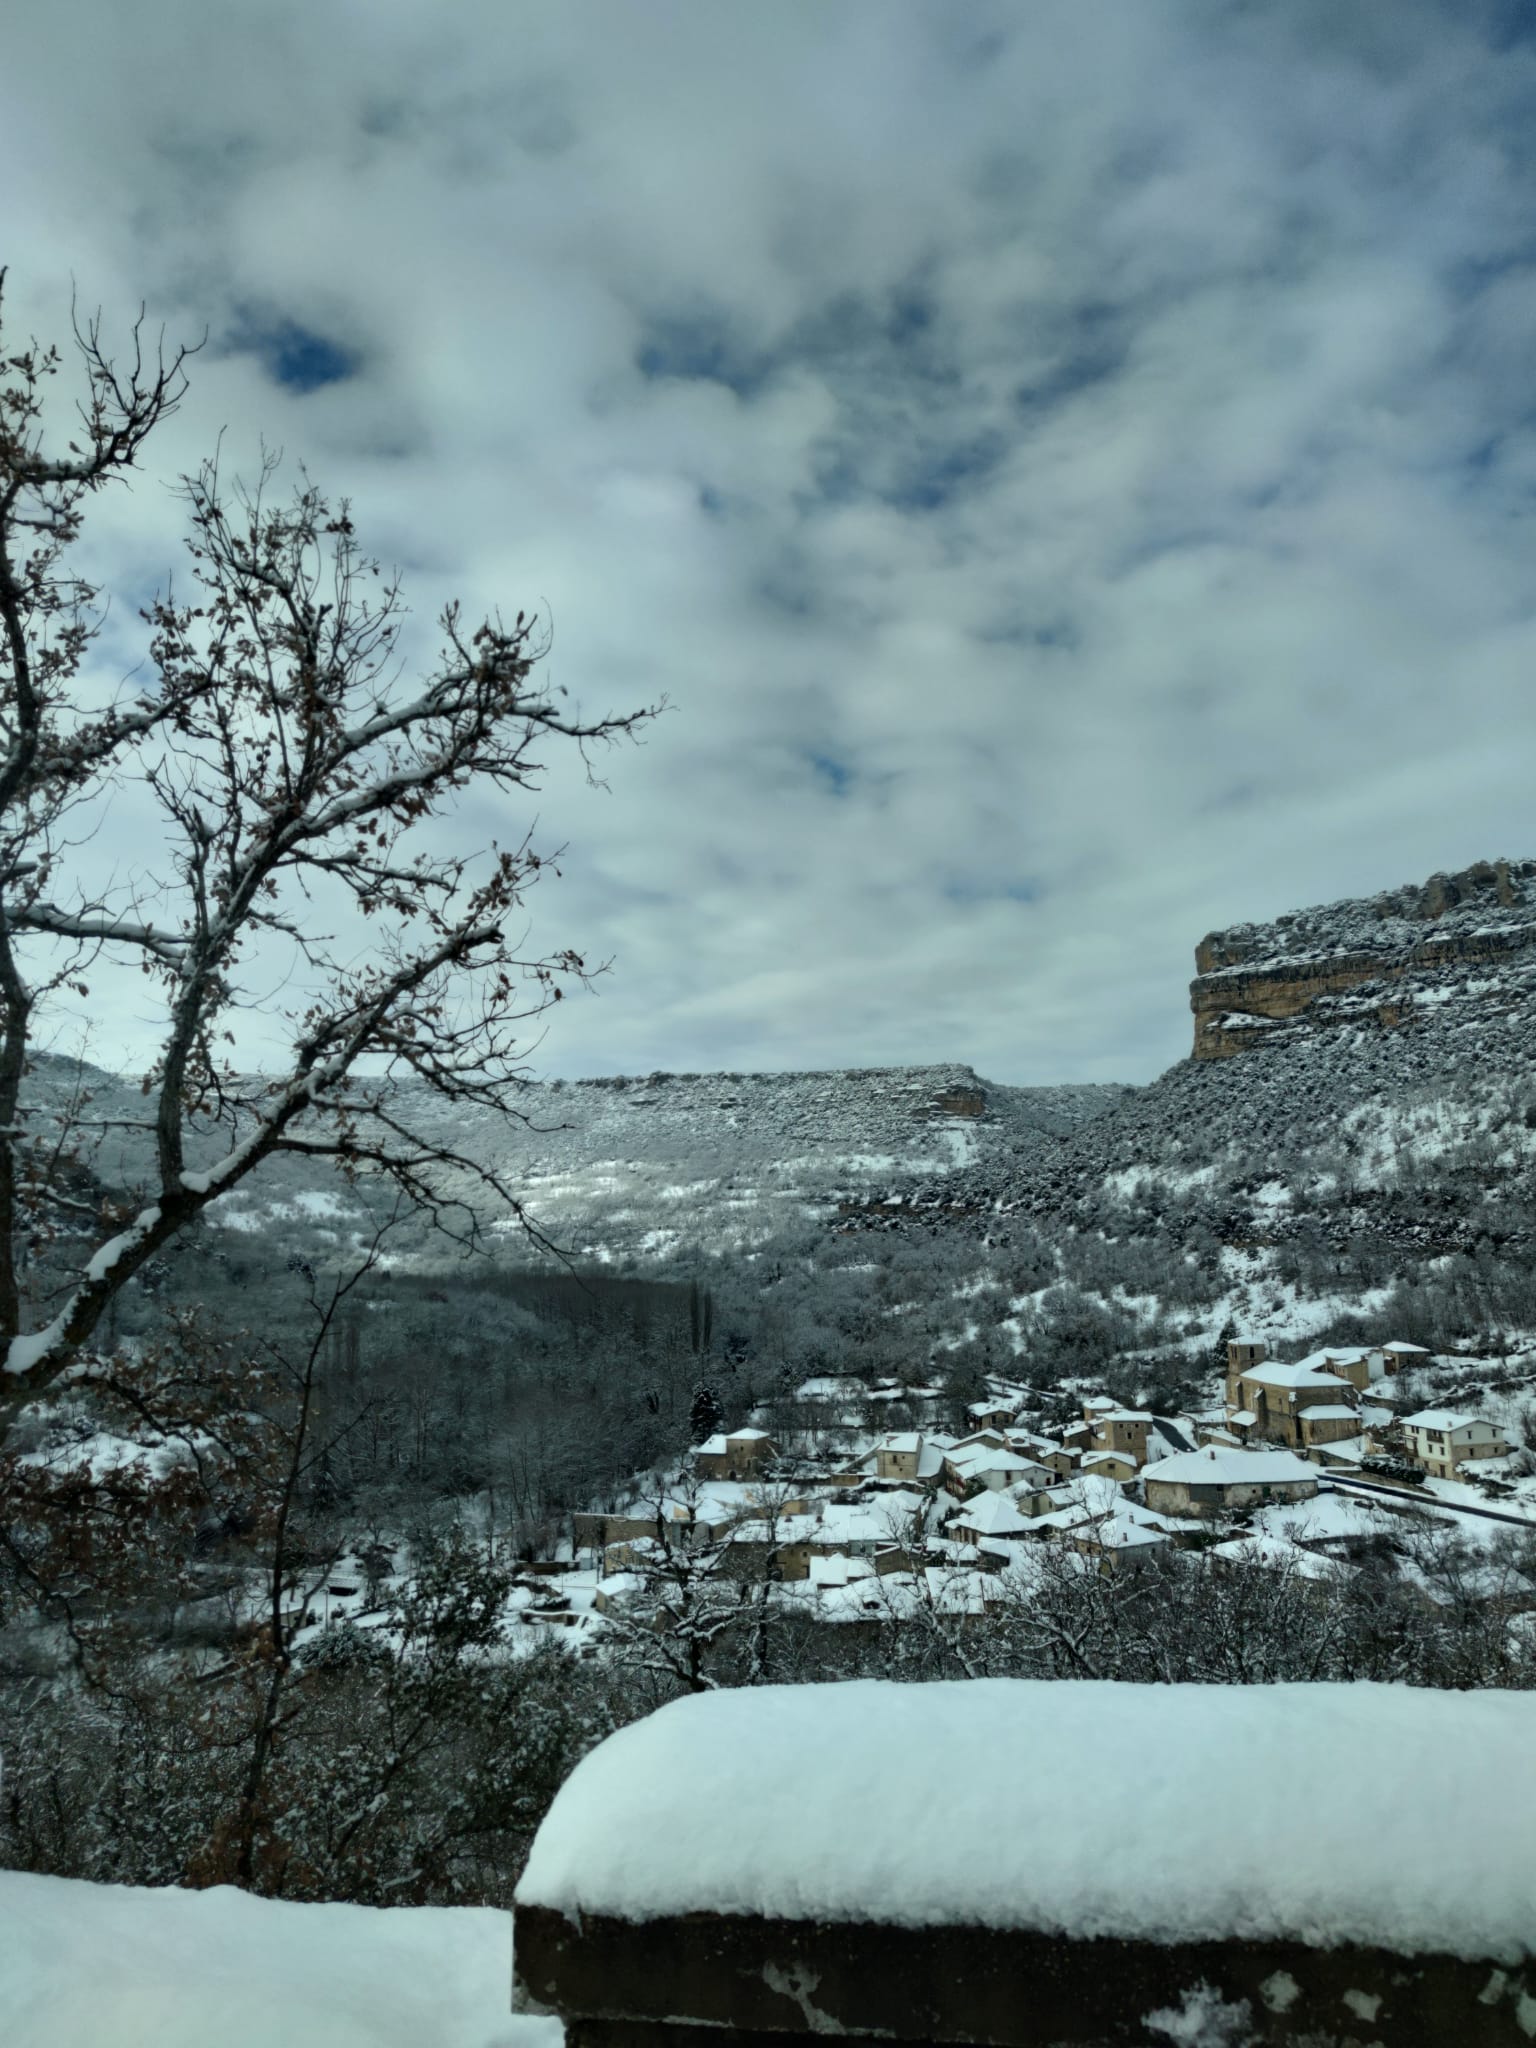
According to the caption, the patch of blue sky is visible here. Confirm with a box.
[887,429,1007,513]
[807,751,853,796]
[942,877,1041,906]
[635,313,770,398]
[229,313,359,394]
[1013,301,1128,417]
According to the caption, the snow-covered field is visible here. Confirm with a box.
[1,1873,558,2048]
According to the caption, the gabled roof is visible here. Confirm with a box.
[949,1491,1033,1536]
[947,1446,1036,1477]
[1241,1360,1357,1392]
[1402,1409,1490,1433]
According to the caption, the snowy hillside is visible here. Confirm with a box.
[25,1054,1125,1269]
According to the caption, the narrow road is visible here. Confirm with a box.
[1322,1474,1536,1531]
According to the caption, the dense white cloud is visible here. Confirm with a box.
[5,0,1536,1085]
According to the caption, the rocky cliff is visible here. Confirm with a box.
[1189,858,1536,1060]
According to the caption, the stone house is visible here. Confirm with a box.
[1381,1342,1432,1375]
[1081,1448,1139,1482]
[691,1427,778,1480]
[1142,1446,1319,1519]
[1401,1410,1511,1479]
[717,1511,821,1582]
[1090,1409,1153,1465]
[1297,1404,1364,1454]
[946,1490,1037,1546]
[1228,1360,1362,1448]
[575,1496,740,1553]
[943,1445,1049,1497]
[1010,1433,1076,1477]
[967,1397,1017,1430]
[872,1431,924,1482]
[1312,1347,1373,1393]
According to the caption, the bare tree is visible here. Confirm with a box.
[0,276,656,1430]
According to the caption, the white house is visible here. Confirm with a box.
[1400,1410,1510,1479]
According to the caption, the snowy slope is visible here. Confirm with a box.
[24,1055,1125,1268]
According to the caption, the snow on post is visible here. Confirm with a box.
[517,1679,1536,1962]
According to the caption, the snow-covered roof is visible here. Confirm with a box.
[1403,1409,1485,1432]
[878,1431,923,1454]
[1241,1360,1355,1391]
[808,1553,875,1589]
[948,1491,1033,1536]
[1082,1450,1135,1470]
[1082,1518,1169,1552]
[691,1434,729,1457]
[1300,1405,1359,1422]
[1143,1447,1318,1488]
[1097,1408,1151,1423]
[947,1446,1035,1477]
[817,1495,925,1547]
[1209,1533,1352,1580]
[727,1427,772,1443]
[1383,1341,1431,1354]
[518,1680,1536,1957]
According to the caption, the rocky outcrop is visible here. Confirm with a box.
[1190,859,1536,1060]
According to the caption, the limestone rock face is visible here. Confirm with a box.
[1190,858,1536,1060]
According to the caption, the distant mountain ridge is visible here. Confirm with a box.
[26,860,1536,1284]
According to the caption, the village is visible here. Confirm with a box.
[414,1333,1532,1652]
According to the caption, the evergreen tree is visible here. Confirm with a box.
[689,1381,725,1444]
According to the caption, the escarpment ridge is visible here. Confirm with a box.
[1189,858,1536,1060]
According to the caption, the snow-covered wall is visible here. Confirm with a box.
[517,1679,1536,1962]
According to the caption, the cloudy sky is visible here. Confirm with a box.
[6,0,1536,1087]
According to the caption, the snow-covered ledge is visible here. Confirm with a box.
[514,1680,1536,2046]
